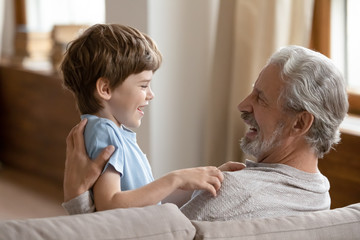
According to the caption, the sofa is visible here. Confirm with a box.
[1,203,359,240]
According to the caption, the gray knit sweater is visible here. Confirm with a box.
[180,160,330,221]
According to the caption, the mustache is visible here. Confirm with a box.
[241,112,259,129]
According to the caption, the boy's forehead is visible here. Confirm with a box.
[135,70,153,80]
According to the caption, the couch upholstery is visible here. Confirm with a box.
[1,203,359,240]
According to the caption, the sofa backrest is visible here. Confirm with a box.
[192,203,360,240]
[1,202,360,240]
[0,203,195,240]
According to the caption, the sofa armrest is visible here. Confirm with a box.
[0,203,195,240]
[192,203,360,240]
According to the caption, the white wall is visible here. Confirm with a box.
[0,0,15,58]
[105,0,219,177]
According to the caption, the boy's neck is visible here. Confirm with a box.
[95,110,121,128]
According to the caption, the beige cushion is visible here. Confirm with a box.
[0,203,195,240]
[192,203,360,240]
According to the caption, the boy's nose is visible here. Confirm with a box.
[147,87,155,100]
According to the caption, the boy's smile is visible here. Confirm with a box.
[137,105,147,115]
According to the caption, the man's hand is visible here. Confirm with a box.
[63,119,115,202]
[218,161,246,172]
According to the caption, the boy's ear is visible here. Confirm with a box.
[96,77,112,100]
[292,111,314,136]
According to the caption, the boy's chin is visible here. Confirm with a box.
[128,121,142,129]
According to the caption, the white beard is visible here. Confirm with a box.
[240,123,284,160]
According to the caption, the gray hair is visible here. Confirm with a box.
[268,45,349,158]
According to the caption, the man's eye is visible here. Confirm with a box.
[141,85,148,89]
[255,94,266,104]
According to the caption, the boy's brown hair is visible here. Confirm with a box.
[61,24,162,114]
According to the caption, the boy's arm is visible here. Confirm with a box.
[162,189,193,208]
[93,165,224,210]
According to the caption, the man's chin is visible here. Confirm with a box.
[240,137,259,159]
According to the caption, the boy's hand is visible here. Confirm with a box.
[170,167,224,197]
[218,161,246,172]
[63,119,115,202]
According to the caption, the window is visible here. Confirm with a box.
[9,0,105,71]
[331,0,360,93]
[331,0,360,114]
[346,0,360,92]
[24,0,105,32]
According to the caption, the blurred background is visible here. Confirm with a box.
[0,0,359,220]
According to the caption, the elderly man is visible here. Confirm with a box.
[62,46,348,220]
[180,45,348,220]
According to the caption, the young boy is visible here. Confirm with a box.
[60,24,225,211]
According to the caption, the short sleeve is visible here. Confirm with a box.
[83,118,125,176]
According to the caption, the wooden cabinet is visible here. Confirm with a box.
[319,121,360,209]
[0,62,79,187]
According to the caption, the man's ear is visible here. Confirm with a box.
[292,111,314,136]
[96,77,112,100]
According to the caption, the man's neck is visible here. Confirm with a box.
[280,152,319,173]
[258,143,319,173]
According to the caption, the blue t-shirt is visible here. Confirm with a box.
[81,114,154,191]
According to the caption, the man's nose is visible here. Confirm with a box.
[237,95,252,113]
